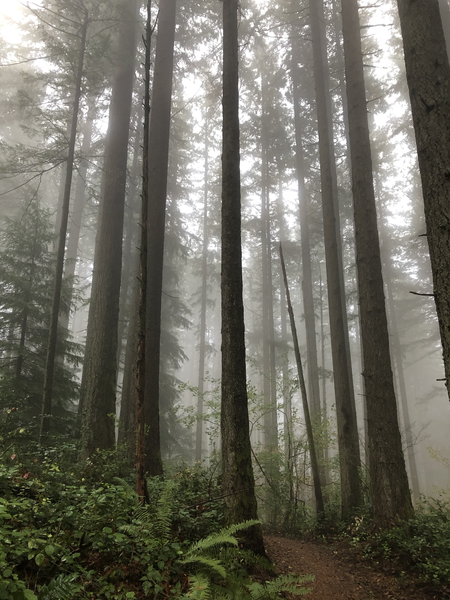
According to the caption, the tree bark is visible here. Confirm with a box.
[40,10,88,441]
[59,102,96,335]
[136,0,152,505]
[308,0,362,514]
[341,0,413,526]
[196,115,210,463]
[280,243,325,518]
[80,0,139,458]
[396,0,450,401]
[221,0,265,555]
[144,0,178,476]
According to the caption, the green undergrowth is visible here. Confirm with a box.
[0,444,313,599]
[341,496,450,593]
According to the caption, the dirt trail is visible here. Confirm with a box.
[264,535,439,600]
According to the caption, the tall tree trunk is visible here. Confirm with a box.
[40,10,88,440]
[318,262,329,468]
[117,115,142,377]
[136,0,152,505]
[377,188,421,501]
[291,45,321,419]
[80,0,139,458]
[280,243,325,518]
[260,71,273,447]
[144,0,177,477]
[396,0,450,402]
[341,0,413,526]
[308,0,362,514]
[118,262,139,453]
[196,115,210,463]
[59,102,96,335]
[221,0,265,555]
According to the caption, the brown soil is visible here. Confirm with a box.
[264,535,444,600]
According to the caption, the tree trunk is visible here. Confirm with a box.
[280,243,325,518]
[396,0,450,402]
[80,0,139,459]
[308,0,362,514]
[116,115,142,377]
[136,0,152,505]
[59,102,96,335]
[260,71,274,447]
[341,0,413,526]
[196,115,210,463]
[290,45,322,420]
[144,0,178,477]
[377,188,421,501]
[221,0,265,555]
[40,10,88,441]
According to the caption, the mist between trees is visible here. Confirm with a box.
[1,0,450,568]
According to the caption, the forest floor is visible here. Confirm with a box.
[264,535,446,600]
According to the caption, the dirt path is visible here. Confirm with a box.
[264,535,440,600]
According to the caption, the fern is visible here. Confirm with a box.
[183,574,212,599]
[246,573,315,599]
[181,521,312,599]
[119,479,177,547]
[38,574,83,600]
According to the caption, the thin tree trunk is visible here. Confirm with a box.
[280,243,324,518]
[341,0,413,526]
[396,0,450,402]
[260,72,273,447]
[80,0,139,458]
[59,102,96,334]
[136,0,152,505]
[221,0,265,555]
[40,10,88,440]
[318,262,329,469]
[144,0,178,476]
[308,0,362,514]
[290,44,322,419]
[196,115,210,463]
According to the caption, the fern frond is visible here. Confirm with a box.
[218,519,261,538]
[38,574,82,600]
[183,574,212,599]
[246,573,315,599]
[181,555,227,579]
[187,531,238,554]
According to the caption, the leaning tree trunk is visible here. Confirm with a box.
[308,0,362,515]
[144,0,177,476]
[396,0,450,402]
[80,0,139,459]
[280,243,325,518]
[341,0,413,527]
[40,9,88,441]
[221,0,265,555]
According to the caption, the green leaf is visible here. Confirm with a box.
[2,569,11,578]
[44,545,55,556]
[35,553,45,566]
[23,591,38,600]
[102,526,113,534]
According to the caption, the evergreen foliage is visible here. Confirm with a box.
[0,200,82,438]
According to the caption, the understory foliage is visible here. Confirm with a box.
[342,496,450,589]
[0,444,313,599]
